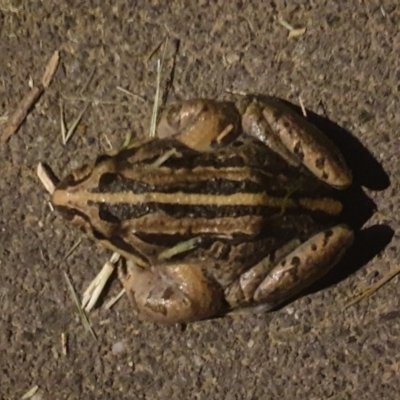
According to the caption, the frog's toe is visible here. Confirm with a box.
[253,224,354,306]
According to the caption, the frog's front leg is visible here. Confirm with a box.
[119,261,225,324]
[238,97,353,189]
[225,224,354,311]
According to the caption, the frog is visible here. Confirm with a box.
[52,95,354,324]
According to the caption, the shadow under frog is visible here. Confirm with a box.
[252,94,392,309]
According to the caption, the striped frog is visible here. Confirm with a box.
[52,96,354,324]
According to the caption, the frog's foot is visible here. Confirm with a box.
[225,224,354,311]
[238,97,353,190]
[118,260,225,324]
[156,99,242,151]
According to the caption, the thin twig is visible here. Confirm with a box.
[64,272,97,341]
[2,50,59,142]
[160,39,180,114]
[63,102,90,144]
[104,288,126,310]
[62,95,132,106]
[1,51,60,143]
[345,267,400,309]
[79,68,96,95]
[2,87,43,142]
[144,38,165,64]
[42,51,60,88]
[59,99,66,144]
[116,86,146,102]
[62,240,82,262]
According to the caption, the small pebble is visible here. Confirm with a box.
[112,341,125,354]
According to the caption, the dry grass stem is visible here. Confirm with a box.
[148,148,177,170]
[116,86,146,102]
[150,59,162,137]
[62,240,82,262]
[37,163,57,194]
[122,131,132,148]
[79,68,96,95]
[225,88,247,96]
[278,18,294,30]
[345,267,400,308]
[288,28,307,38]
[82,252,120,312]
[160,39,180,112]
[20,385,39,399]
[42,50,60,88]
[61,332,68,356]
[104,288,126,310]
[64,272,97,341]
[59,99,66,144]
[100,132,113,151]
[144,38,165,64]
[63,102,90,144]
[278,18,306,38]
[298,96,307,117]
[158,237,202,260]
[62,96,132,106]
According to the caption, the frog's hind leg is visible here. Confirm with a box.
[119,260,226,324]
[238,97,352,190]
[156,99,242,151]
[225,224,354,312]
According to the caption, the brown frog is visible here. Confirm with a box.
[52,96,354,324]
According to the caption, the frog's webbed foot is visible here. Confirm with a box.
[225,224,354,311]
[238,97,353,190]
[119,260,225,324]
[157,99,242,151]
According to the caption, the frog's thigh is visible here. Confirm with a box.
[119,261,224,324]
[241,98,352,189]
[253,224,354,307]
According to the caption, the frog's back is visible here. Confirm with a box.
[53,136,342,284]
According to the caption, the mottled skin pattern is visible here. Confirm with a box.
[53,97,354,324]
